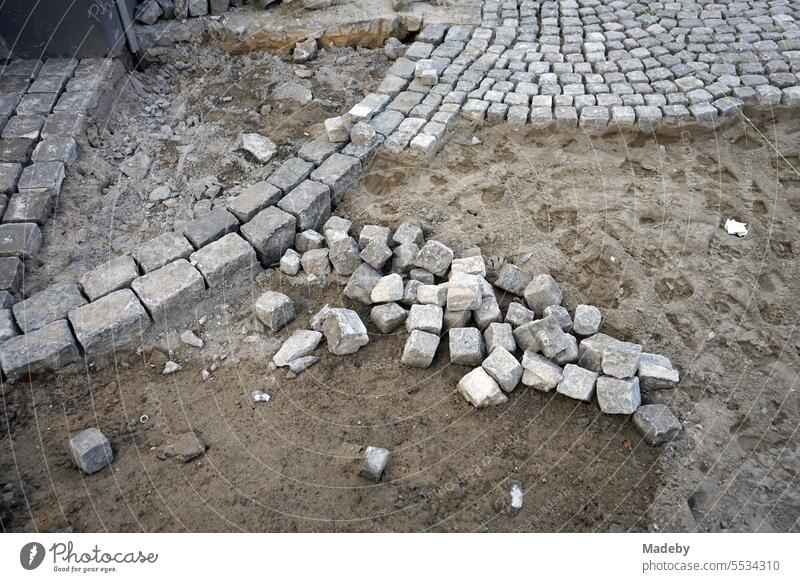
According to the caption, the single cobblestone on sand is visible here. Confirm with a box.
[401,329,440,368]
[597,376,641,414]
[70,428,113,474]
[524,273,563,312]
[255,291,295,332]
[359,446,389,482]
[573,304,602,336]
[633,403,682,446]
[273,329,323,367]
[322,308,369,355]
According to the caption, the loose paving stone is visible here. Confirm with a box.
[359,446,389,482]
[131,259,205,320]
[0,256,22,293]
[255,291,295,332]
[597,376,641,415]
[67,289,150,356]
[449,327,485,366]
[543,305,572,332]
[134,232,193,273]
[288,355,320,375]
[310,153,361,206]
[505,301,535,327]
[401,329,440,368]
[268,157,314,193]
[482,346,523,393]
[2,191,52,224]
[240,206,296,267]
[300,248,331,276]
[458,366,508,408]
[371,273,404,303]
[273,329,323,367]
[637,352,680,390]
[391,242,419,274]
[451,255,486,277]
[241,133,276,163]
[370,302,407,333]
[343,263,382,304]
[447,272,482,311]
[552,334,579,366]
[633,404,682,446]
[12,281,87,334]
[79,255,139,301]
[473,293,502,330]
[181,208,239,249]
[295,229,325,252]
[573,304,602,336]
[406,304,443,334]
[225,182,281,222]
[70,428,113,474]
[324,116,350,142]
[484,322,515,354]
[524,314,571,357]
[602,339,642,379]
[326,230,362,275]
[521,351,564,391]
[358,224,391,249]
[190,232,256,288]
[557,364,599,402]
[277,179,331,231]
[280,248,301,276]
[322,307,369,355]
[414,240,453,276]
[323,215,352,236]
[417,283,447,306]
[0,319,79,381]
[310,304,332,332]
[524,273,563,311]
[360,239,392,270]
[0,308,18,342]
[392,221,424,246]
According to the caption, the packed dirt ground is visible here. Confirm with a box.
[2,39,799,532]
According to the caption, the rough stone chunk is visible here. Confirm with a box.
[573,304,602,336]
[225,182,281,222]
[13,281,87,334]
[190,232,256,288]
[240,206,296,267]
[343,263,381,304]
[370,302,406,333]
[450,255,486,277]
[241,133,276,163]
[392,221,424,246]
[482,346,523,393]
[401,329,440,368]
[552,334,579,366]
[358,224,391,249]
[556,364,599,402]
[597,376,641,414]
[524,273,563,311]
[322,308,369,355]
[602,340,642,379]
[0,222,42,259]
[417,283,447,306]
[447,272,482,311]
[277,179,331,231]
[0,319,79,381]
[327,230,362,275]
[255,291,295,331]
[280,248,301,275]
[273,329,323,367]
[324,116,349,142]
[494,263,532,296]
[157,431,207,463]
[391,242,418,273]
[505,301,535,327]
[182,208,239,249]
[637,352,680,390]
[79,255,139,301]
[371,273,404,303]
[0,308,19,342]
[130,259,205,320]
[310,304,331,332]
[633,404,682,446]
[301,248,331,276]
[68,289,151,355]
[134,232,193,273]
[410,268,434,284]
[70,428,113,474]
[521,351,563,391]
[406,304,443,334]
[310,153,362,206]
[360,239,392,270]
[514,314,570,357]
[359,446,389,482]
[414,240,453,277]
[323,215,352,236]
[449,327,485,366]
[484,322,515,353]
[577,333,617,373]
[457,366,508,408]
[543,305,572,331]
[295,229,325,252]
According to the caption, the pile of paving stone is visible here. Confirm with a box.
[134,0,337,25]
[255,217,683,457]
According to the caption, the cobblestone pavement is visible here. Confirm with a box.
[1,0,800,377]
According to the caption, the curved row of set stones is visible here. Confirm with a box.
[2,0,800,379]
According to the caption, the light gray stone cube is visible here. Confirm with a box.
[134,232,193,273]
[301,248,331,276]
[12,281,87,334]
[406,304,443,334]
[79,255,139,301]
[521,351,563,391]
[0,319,79,381]
[637,352,680,390]
[130,259,205,320]
[543,305,572,331]
[414,240,454,276]
[371,273,404,303]
[524,273,563,312]
[505,301,535,327]
[70,428,113,474]
[273,329,323,367]
[401,329,440,368]
[556,364,599,402]
[190,232,256,288]
[597,376,641,414]
[67,289,150,356]
[633,404,681,446]
[255,291,295,331]
[370,302,407,333]
[359,446,389,482]
[484,322,515,353]
[449,327,485,366]
[344,263,382,304]
[277,179,332,232]
[573,304,602,336]
[240,206,296,267]
[457,366,508,408]
[323,308,369,355]
[482,346,523,392]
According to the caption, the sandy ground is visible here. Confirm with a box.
[2,41,800,532]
